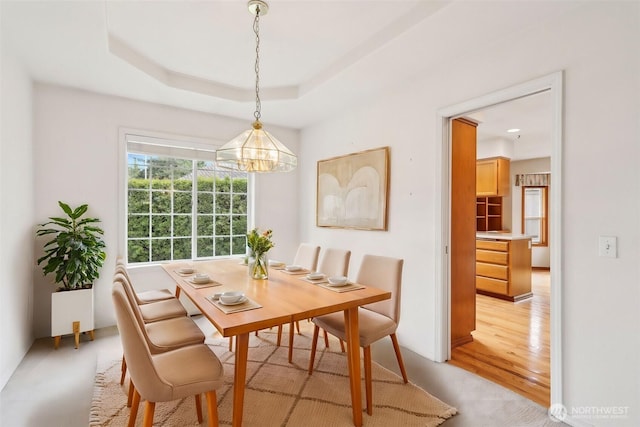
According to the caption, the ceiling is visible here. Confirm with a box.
[1,0,557,157]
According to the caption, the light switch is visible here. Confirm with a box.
[598,236,617,258]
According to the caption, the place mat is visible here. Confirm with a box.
[207,296,262,314]
[185,278,223,289]
[316,282,365,293]
[299,277,329,285]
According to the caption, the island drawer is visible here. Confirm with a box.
[476,262,508,280]
[476,276,508,294]
[476,249,508,265]
[476,240,509,251]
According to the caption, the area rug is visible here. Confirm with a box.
[90,322,456,426]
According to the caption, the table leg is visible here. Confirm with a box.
[344,307,362,427]
[232,333,249,427]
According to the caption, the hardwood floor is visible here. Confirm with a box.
[449,270,550,407]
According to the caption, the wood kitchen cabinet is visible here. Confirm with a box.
[477,157,510,196]
[476,237,532,301]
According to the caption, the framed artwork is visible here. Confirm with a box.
[316,146,389,230]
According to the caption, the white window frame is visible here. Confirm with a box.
[118,128,255,265]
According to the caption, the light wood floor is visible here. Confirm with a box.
[449,270,550,407]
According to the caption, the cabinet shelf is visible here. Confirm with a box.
[476,196,502,231]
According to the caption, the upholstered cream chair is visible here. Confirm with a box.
[115,272,204,400]
[308,254,408,415]
[115,257,175,304]
[292,243,321,272]
[279,248,351,362]
[115,263,187,322]
[112,281,223,427]
[275,243,321,360]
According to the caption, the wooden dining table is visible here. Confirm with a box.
[160,258,391,427]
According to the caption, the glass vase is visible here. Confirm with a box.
[249,252,269,279]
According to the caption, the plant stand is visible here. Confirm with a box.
[51,288,95,349]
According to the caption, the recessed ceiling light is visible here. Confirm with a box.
[507,128,520,133]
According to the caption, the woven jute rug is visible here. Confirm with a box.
[90,321,456,426]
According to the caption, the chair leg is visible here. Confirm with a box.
[205,390,219,427]
[296,320,301,335]
[288,321,295,363]
[323,329,330,348]
[339,339,345,353]
[128,386,140,427]
[195,393,203,423]
[127,378,134,407]
[142,401,156,427]
[120,356,127,385]
[228,336,233,352]
[308,325,320,375]
[276,325,283,346]
[390,333,408,383]
[364,346,373,415]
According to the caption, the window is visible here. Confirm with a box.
[522,186,548,246]
[125,134,250,264]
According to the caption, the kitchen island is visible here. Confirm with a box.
[476,232,532,301]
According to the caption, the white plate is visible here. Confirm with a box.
[269,260,285,267]
[285,265,302,272]
[191,277,211,284]
[306,273,325,280]
[178,267,194,274]
[327,281,350,287]
[218,296,248,306]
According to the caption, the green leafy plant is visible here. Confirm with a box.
[246,228,274,256]
[36,201,106,291]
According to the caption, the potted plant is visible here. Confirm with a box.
[36,201,106,348]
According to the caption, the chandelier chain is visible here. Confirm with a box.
[253,5,261,122]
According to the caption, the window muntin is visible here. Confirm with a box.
[127,153,248,264]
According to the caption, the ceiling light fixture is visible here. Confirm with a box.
[215,0,297,173]
[507,128,521,133]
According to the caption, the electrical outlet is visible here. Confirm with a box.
[598,236,617,258]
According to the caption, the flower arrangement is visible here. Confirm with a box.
[247,228,274,279]
[247,228,274,255]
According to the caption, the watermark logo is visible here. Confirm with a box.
[548,404,567,422]
[548,404,629,422]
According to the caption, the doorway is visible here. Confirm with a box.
[434,72,563,407]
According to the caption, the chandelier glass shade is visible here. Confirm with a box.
[215,120,297,172]
[216,0,297,173]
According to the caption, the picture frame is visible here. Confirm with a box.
[316,146,389,230]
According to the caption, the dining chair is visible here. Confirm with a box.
[112,281,223,427]
[275,243,321,359]
[279,248,351,362]
[115,263,188,322]
[308,254,408,415]
[292,243,321,271]
[115,257,175,304]
[114,272,204,399]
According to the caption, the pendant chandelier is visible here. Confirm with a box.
[215,0,297,173]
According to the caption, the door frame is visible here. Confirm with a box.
[433,71,564,407]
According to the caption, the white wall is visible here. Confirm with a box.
[511,157,551,268]
[0,50,35,389]
[32,84,300,337]
[299,2,639,426]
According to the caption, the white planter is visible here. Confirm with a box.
[51,287,95,348]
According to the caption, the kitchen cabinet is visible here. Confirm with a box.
[477,157,510,196]
[476,235,532,301]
